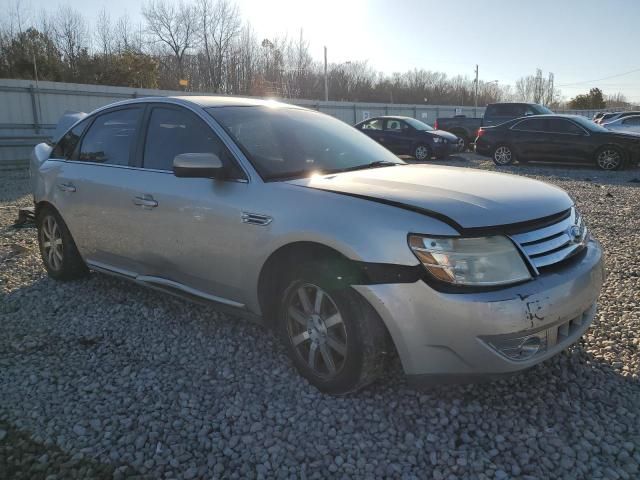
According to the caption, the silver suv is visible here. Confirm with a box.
[31,97,605,394]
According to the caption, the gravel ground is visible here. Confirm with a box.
[1,156,639,479]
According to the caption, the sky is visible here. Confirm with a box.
[14,0,640,102]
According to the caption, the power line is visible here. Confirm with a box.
[557,67,640,87]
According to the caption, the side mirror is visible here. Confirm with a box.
[173,152,224,178]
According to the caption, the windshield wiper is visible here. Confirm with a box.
[327,160,402,174]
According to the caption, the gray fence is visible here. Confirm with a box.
[0,78,599,169]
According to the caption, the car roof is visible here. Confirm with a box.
[89,95,306,116]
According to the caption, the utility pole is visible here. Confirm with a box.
[474,64,479,115]
[547,72,554,106]
[323,46,328,102]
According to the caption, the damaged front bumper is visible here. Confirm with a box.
[354,238,605,383]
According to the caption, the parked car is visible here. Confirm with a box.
[433,116,482,151]
[595,112,621,125]
[434,103,553,149]
[354,116,461,160]
[475,114,640,170]
[602,111,640,126]
[31,97,604,394]
[602,114,640,134]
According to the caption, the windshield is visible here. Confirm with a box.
[208,106,404,180]
[404,118,434,131]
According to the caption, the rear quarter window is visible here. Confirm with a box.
[50,119,90,159]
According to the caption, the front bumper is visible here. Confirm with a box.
[354,238,604,382]
[432,141,460,156]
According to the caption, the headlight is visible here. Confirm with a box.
[408,235,532,286]
[432,137,444,143]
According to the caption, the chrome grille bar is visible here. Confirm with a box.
[511,207,587,270]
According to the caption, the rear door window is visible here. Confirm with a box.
[623,117,640,126]
[78,108,142,165]
[360,119,383,130]
[51,119,91,159]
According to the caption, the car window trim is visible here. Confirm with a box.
[72,105,145,167]
[138,102,249,183]
[510,118,590,136]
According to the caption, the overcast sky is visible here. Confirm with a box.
[16,0,640,101]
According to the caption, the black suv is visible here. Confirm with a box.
[483,103,553,127]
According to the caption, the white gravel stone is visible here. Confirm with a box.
[1,157,639,479]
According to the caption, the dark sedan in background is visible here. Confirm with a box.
[355,116,461,160]
[475,114,640,170]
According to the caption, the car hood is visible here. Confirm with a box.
[426,129,459,141]
[288,164,572,230]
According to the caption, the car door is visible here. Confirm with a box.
[358,118,386,146]
[508,118,551,159]
[122,104,252,304]
[544,118,590,162]
[50,106,146,275]
[383,119,413,154]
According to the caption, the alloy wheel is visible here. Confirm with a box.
[597,149,621,170]
[286,283,348,378]
[41,215,63,270]
[494,146,513,165]
[415,145,429,161]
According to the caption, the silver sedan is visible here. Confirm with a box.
[31,97,604,394]
[603,115,640,134]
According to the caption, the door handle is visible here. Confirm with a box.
[133,194,158,208]
[57,183,76,193]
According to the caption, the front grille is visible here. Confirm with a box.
[510,207,587,270]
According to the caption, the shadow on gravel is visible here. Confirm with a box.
[0,420,140,480]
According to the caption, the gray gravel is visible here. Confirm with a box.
[1,157,639,479]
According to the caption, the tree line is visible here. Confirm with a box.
[0,0,633,109]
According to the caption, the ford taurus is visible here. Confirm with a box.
[31,97,604,394]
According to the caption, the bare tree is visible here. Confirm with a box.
[198,0,240,92]
[142,0,199,84]
[95,9,114,56]
[53,5,89,79]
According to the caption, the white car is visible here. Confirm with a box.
[603,115,640,134]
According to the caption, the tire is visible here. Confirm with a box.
[277,262,389,395]
[456,135,469,152]
[493,144,515,166]
[37,206,88,280]
[413,144,431,161]
[595,146,624,171]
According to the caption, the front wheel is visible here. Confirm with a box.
[277,264,389,394]
[493,145,515,166]
[595,146,624,170]
[413,144,432,161]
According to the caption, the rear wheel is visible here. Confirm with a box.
[37,206,88,280]
[493,145,515,166]
[414,144,431,161]
[595,146,623,170]
[277,263,388,394]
